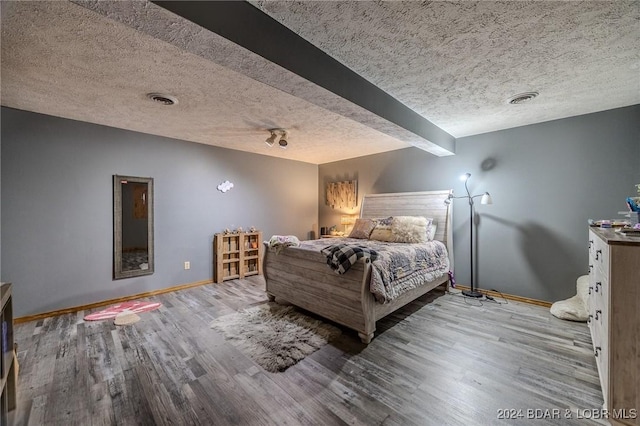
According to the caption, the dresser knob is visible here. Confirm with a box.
[588,240,594,249]
[595,282,601,293]
[595,346,601,357]
[589,264,593,273]
[595,309,602,321]
[596,249,602,260]
[588,314,593,323]
[589,286,593,295]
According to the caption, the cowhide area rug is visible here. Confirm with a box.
[210,302,341,372]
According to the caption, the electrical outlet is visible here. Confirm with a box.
[184,261,190,270]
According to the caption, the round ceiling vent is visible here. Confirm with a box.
[507,92,539,105]
[147,93,178,106]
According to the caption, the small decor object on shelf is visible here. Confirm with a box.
[328,225,342,236]
[622,183,640,227]
[616,226,640,235]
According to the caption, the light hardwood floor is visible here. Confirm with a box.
[12,277,604,425]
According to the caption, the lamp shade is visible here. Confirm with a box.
[480,192,493,205]
[341,215,356,225]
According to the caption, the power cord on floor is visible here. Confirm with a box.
[446,287,508,305]
[488,288,508,305]
[445,288,484,306]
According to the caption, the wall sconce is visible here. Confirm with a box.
[265,129,288,149]
[340,215,357,233]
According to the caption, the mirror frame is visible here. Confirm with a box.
[113,175,154,280]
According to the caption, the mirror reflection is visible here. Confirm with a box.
[113,175,154,279]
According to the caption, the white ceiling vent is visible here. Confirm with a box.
[507,92,539,105]
[147,93,178,106]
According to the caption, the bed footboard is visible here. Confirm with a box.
[264,243,376,340]
[264,243,447,344]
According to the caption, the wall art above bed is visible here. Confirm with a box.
[326,179,357,209]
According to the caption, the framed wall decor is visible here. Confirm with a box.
[326,180,357,209]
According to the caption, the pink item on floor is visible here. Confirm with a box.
[84,300,161,321]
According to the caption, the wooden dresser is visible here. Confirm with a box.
[588,228,639,425]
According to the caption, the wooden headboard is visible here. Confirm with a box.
[360,190,454,269]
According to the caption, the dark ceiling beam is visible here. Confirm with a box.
[153,0,455,155]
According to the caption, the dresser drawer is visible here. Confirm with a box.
[588,286,608,340]
[591,317,609,407]
[589,230,609,277]
[587,265,607,315]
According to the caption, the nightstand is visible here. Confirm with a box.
[321,235,344,238]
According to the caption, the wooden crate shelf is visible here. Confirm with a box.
[214,232,263,283]
[1,283,16,425]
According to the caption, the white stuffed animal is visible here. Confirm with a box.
[550,275,589,321]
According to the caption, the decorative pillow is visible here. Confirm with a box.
[348,218,377,239]
[369,217,394,242]
[390,216,432,243]
[427,223,437,241]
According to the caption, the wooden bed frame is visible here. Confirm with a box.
[263,190,453,344]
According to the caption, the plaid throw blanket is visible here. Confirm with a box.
[321,244,379,274]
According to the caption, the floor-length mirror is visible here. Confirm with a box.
[113,175,154,279]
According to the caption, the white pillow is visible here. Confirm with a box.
[391,216,431,243]
[428,223,437,241]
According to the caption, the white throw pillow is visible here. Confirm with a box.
[391,216,431,243]
[428,223,437,241]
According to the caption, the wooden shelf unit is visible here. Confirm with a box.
[1,283,16,425]
[214,231,263,283]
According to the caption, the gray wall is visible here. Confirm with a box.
[319,105,640,302]
[1,107,318,317]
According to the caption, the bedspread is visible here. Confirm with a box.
[299,238,450,303]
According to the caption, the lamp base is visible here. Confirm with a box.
[462,289,483,298]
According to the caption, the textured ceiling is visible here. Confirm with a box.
[253,0,640,137]
[0,1,410,164]
[1,1,638,165]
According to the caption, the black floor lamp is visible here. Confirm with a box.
[446,173,492,298]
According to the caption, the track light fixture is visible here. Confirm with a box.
[265,130,278,147]
[265,129,288,149]
[278,131,288,149]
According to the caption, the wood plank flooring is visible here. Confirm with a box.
[11,277,605,425]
